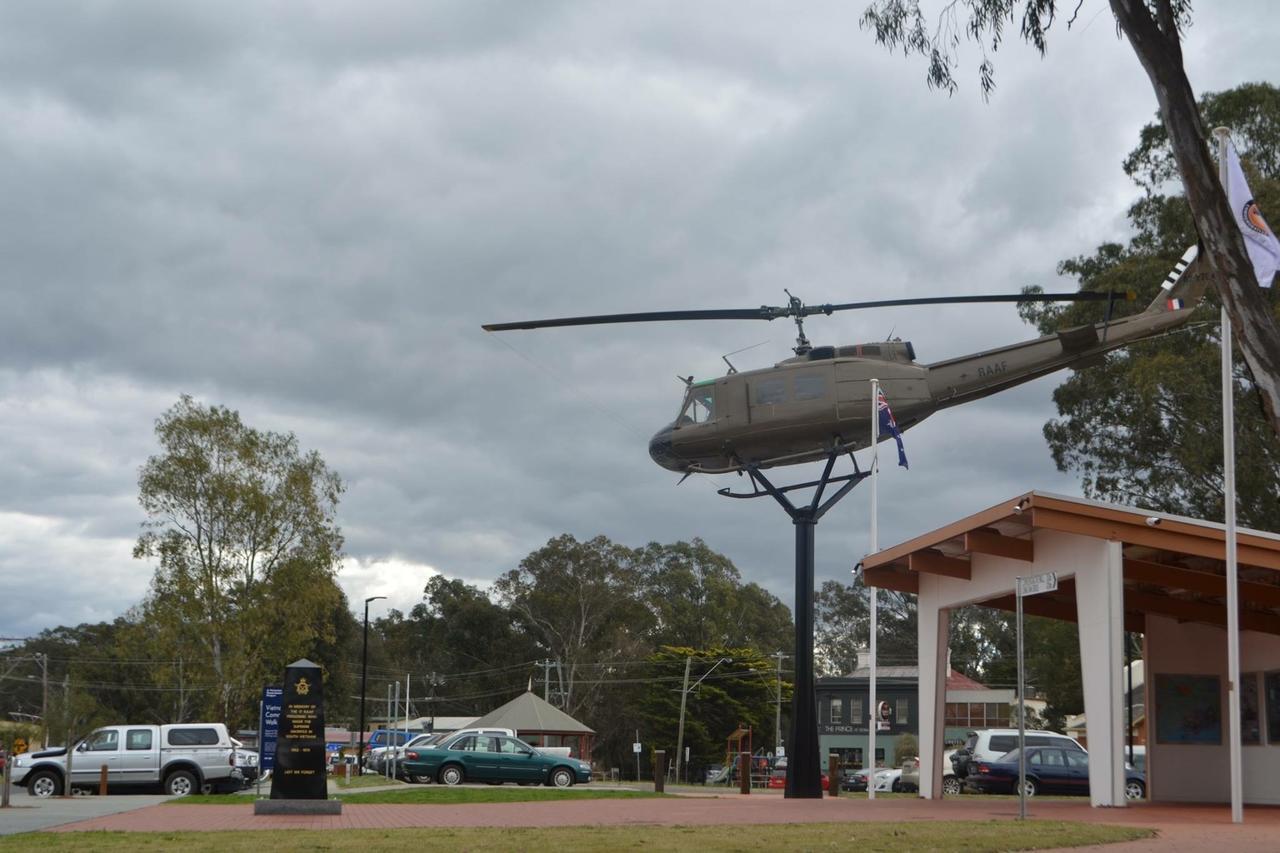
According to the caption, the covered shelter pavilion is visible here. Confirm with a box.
[470,691,595,760]
[862,491,1280,808]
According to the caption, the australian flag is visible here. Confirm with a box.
[877,388,908,469]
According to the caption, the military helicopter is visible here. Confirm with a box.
[484,247,1206,476]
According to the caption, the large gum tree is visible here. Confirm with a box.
[134,395,347,724]
[861,0,1280,439]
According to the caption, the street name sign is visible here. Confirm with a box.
[1017,572,1058,597]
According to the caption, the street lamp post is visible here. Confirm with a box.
[357,595,387,776]
[674,657,732,786]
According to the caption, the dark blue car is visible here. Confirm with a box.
[966,746,1145,800]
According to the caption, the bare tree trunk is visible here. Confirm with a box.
[1112,0,1280,436]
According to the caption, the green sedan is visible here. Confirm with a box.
[403,733,592,787]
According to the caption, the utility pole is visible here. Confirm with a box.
[40,653,48,749]
[674,656,692,786]
[674,657,732,789]
[61,674,72,797]
[424,672,445,731]
[542,659,552,702]
[774,651,785,756]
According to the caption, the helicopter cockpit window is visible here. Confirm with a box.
[680,386,716,424]
[794,374,826,401]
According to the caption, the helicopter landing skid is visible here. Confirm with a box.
[716,443,871,800]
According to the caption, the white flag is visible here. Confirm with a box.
[1225,140,1280,288]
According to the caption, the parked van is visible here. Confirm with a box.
[10,723,241,797]
[951,729,1084,784]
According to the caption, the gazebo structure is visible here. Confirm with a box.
[471,691,595,760]
[863,491,1280,807]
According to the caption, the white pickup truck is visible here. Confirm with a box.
[9,723,242,797]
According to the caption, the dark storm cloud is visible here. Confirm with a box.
[2,1,1277,636]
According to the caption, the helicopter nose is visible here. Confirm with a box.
[648,423,683,471]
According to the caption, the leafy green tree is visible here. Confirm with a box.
[814,576,916,676]
[134,395,348,725]
[637,538,793,654]
[369,577,541,719]
[1023,618,1083,731]
[639,646,786,774]
[861,1,1280,441]
[1020,84,1280,530]
[895,732,919,765]
[494,534,645,718]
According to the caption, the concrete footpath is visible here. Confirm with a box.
[0,794,174,836]
[37,793,1280,851]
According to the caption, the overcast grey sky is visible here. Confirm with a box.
[3,1,1278,638]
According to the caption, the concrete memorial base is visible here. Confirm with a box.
[253,798,342,815]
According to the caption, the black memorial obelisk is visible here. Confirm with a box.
[269,658,328,800]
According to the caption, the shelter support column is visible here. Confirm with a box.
[917,575,950,799]
[1075,539,1126,807]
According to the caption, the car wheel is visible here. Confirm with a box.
[891,779,902,793]
[27,770,61,798]
[942,776,962,796]
[550,768,574,788]
[1020,778,1038,798]
[1125,779,1146,801]
[439,764,464,786]
[165,770,198,797]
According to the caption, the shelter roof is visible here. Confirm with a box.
[862,491,1280,636]
[471,691,595,734]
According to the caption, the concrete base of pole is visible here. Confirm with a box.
[254,799,342,815]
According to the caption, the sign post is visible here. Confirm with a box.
[633,736,641,782]
[258,685,283,799]
[1016,571,1057,820]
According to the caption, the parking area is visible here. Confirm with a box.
[31,792,1280,850]
[0,794,174,836]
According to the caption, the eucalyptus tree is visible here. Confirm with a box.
[134,395,348,724]
[861,1,1280,440]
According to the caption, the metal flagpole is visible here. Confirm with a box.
[868,378,879,799]
[1213,126,1244,824]
[1016,578,1026,820]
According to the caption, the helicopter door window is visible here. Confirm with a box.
[754,378,786,406]
[794,374,826,401]
[680,386,716,424]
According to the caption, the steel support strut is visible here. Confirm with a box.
[720,446,867,798]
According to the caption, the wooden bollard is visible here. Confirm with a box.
[654,750,665,793]
[99,764,109,796]
[828,754,840,797]
[738,752,750,795]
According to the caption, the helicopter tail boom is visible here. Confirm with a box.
[923,247,1207,410]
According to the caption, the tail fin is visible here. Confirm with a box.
[1144,245,1206,314]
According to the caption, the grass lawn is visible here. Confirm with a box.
[331,773,407,789]
[167,785,662,806]
[0,821,1155,851]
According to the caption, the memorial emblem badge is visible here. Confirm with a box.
[295,677,311,695]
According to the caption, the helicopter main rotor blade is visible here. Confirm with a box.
[482,308,771,331]
[481,291,1133,331]
[821,290,1133,313]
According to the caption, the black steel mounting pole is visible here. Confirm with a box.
[786,508,821,798]
[727,450,867,799]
